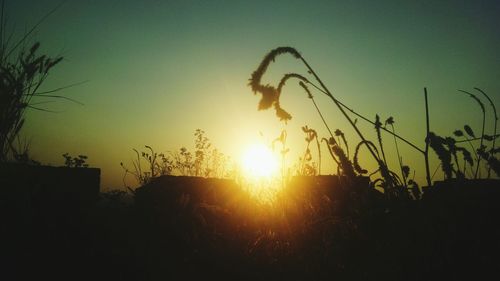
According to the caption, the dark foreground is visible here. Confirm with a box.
[1,172,500,281]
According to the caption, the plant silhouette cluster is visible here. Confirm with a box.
[0,3,80,162]
[62,153,88,168]
[120,129,230,191]
[249,47,429,200]
[0,40,63,161]
[249,47,499,201]
[428,88,499,180]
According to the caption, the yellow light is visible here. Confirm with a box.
[241,143,279,179]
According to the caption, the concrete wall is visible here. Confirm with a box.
[0,163,100,209]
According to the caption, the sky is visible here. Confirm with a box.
[5,0,500,189]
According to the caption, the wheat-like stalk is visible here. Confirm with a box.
[249,47,301,121]
[333,129,349,160]
[428,132,454,179]
[330,145,355,179]
[386,117,407,186]
[321,137,340,167]
[249,47,381,165]
[459,89,486,178]
[474,87,498,178]
[374,115,388,168]
[353,140,380,175]
[456,147,473,176]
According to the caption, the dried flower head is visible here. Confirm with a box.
[385,116,394,126]
[249,47,301,121]
[464,125,475,138]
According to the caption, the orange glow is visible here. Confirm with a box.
[241,143,279,179]
[241,143,282,203]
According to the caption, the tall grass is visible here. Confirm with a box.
[249,47,380,164]
[0,1,79,161]
[121,130,231,190]
[474,88,498,178]
[248,47,435,195]
[459,89,486,178]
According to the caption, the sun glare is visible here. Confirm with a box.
[241,143,279,179]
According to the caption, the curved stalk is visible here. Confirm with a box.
[321,137,340,168]
[390,123,406,187]
[298,81,334,139]
[475,87,498,178]
[299,57,380,164]
[459,90,486,179]
[305,80,424,154]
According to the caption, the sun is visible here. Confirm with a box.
[241,143,279,179]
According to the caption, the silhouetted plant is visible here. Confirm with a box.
[477,146,500,177]
[456,146,474,177]
[10,136,39,165]
[407,179,421,200]
[207,148,228,179]
[321,137,340,174]
[374,115,388,168]
[454,127,478,161]
[369,114,404,195]
[353,140,379,175]
[443,137,465,179]
[120,146,172,190]
[428,132,454,179]
[62,153,88,168]
[322,137,355,179]
[453,87,499,178]
[334,129,349,159]
[249,47,380,166]
[385,117,407,186]
[272,129,289,183]
[464,124,476,139]
[474,88,498,178]
[194,129,210,177]
[0,3,79,161]
[172,147,194,176]
[459,89,486,178]
[298,125,319,176]
[121,130,230,189]
[248,47,301,121]
[248,47,434,196]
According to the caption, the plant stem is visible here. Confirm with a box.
[306,81,424,154]
[459,89,486,179]
[424,88,432,187]
[300,57,380,164]
[390,124,406,186]
[309,93,334,139]
[316,138,321,175]
[475,87,498,179]
[455,134,500,143]
[475,106,486,179]
[463,136,479,163]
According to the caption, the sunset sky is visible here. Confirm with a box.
[6,0,499,189]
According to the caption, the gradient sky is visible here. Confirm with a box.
[6,0,500,189]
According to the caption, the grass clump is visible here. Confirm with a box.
[0,2,80,162]
[121,129,230,191]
